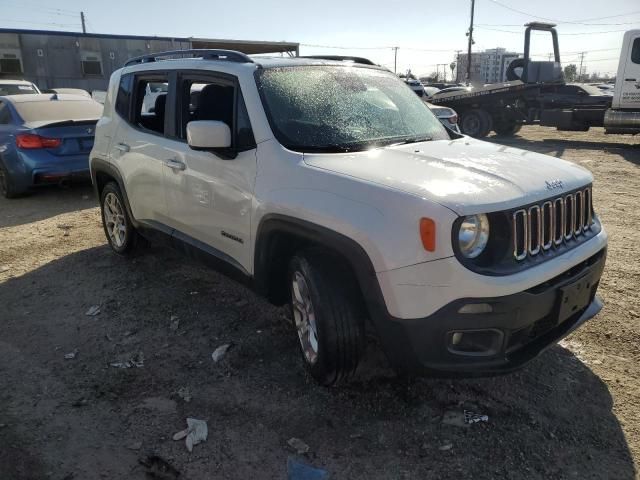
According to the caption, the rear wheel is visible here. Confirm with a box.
[493,120,522,137]
[460,109,493,138]
[0,163,23,199]
[288,249,366,386]
[100,182,139,255]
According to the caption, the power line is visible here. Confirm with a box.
[299,43,391,50]
[2,18,79,28]
[4,0,78,16]
[486,0,640,26]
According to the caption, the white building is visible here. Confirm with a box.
[458,48,522,84]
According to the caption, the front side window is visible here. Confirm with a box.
[177,76,255,151]
[256,66,450,152]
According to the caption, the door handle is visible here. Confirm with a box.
[624,78,637,81]
[114,142,130,153]
[165,158,186,171]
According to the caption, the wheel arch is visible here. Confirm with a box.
[253,215,384,312]
[90,158,138,227]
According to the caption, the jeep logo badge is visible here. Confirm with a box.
[545,179,564,190]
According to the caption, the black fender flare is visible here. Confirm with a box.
[254,214,389,315]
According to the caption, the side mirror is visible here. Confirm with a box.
[187,120,231,149]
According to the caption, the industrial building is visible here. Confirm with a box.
[0,28,299,91]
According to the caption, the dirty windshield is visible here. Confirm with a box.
[256,65,449,152]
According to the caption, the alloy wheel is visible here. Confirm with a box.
[103,192,127,248]
[291,271,319,365]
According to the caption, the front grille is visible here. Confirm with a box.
[513,187,593,261]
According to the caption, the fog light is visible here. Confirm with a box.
[447,329,503,356]
[458,303,493,314]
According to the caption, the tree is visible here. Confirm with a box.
[563,64,577,82]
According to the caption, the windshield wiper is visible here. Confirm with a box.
[388,135,433,146]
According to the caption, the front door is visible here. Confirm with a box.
[162,73,257,273]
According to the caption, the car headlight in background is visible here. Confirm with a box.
[458,214,490,258]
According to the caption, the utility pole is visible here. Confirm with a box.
[578,52,586,82]
[392,47,399,74]
[455,50,462,83]
[466,0,475,85]
[80,11,86,34]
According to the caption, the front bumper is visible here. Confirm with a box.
[372,247,606,375]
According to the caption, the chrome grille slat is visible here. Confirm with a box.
[541,201,553,250]
[564,194,575,241]
[528,205,541,256]
[574,190,583,235]
[513,187,593,261]
[513,210,528,261]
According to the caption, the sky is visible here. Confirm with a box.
[3,0,639,78]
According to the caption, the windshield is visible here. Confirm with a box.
[14,99,103,124]
[0,84,38,95]
[256,66,450,152]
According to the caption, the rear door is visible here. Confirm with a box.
[110,71,175,229]
[617,32,640,109]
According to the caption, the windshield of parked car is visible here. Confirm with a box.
[0,84,38,95]
[13,99,103,124]
[256,66,450,152]
[149,82,168,93]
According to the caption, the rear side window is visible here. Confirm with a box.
[632,38,640,64]
[133,76,169,135]
[116,72,171,137]
[115,73,133,119]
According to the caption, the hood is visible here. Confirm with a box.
[303,137,593,215]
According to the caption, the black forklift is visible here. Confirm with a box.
[429,22,612,137]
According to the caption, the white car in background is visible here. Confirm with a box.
[0,79,40,95]
[426,102,461,133]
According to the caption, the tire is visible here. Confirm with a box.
[493,120,522,137]
[100,182,139,255]
[460,109,492,138]
[0,163,23,199]
[288,249,366,386]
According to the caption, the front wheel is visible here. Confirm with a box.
[100,182,139,255]
[288,250,366,386]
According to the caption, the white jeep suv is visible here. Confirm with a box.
[90,50,607,385]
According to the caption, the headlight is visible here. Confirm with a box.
[458,214,490,258]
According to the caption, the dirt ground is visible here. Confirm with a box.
[0,126,639,480]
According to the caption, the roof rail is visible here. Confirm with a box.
[124,49,254,67]
[299,55,377,66]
